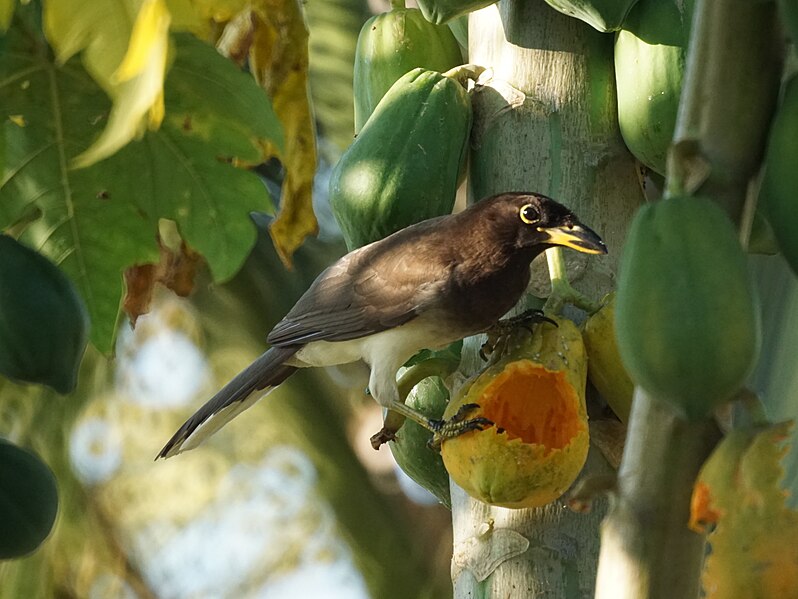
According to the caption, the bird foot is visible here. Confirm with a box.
[480,308,557,361]
[428,403,493,450]
[370,427,398,450]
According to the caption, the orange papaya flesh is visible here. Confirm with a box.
[441,317,589,509]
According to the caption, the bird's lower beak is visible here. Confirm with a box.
[540,224,608,255]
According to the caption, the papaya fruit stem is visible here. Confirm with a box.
[389,0,405,9]
[397,357,460,400]
[443,64,486,88]
[667,0,782,222]
[543,247,600,315]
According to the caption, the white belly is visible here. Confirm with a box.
[292,317,451,368]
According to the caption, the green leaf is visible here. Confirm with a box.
[0,439,59,559]
[1,25,281,352]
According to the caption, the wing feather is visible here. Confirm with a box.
[268,220,454,346]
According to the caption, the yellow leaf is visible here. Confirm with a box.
[113,0,169,82]
[691,422,798,598]
[0,0,14,32]
[192,0,249,22]
[165,0,248,39]
[248,0,319,265]
[44,0,171,167]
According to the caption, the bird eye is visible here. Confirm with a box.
[519,204,540,225]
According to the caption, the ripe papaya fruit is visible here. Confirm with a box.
[0,235,89,394]
[353,8,462,133]
[544,0,639,32]
[615,197,760,420]
[389,376,451,508]
[582,293,634,423]
[415,0,498,25]
[0,439,59,558]
[760,76,798,276]
[614,0,695,174]
[330,67,472,250]
[441,317,589,509]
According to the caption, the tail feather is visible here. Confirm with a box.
[157,346,299,459]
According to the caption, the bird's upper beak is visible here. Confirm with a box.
[539,223,608,255]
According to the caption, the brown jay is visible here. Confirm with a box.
[158,191,606,458]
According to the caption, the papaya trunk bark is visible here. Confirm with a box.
[451,2,641,596]
[595,1,783,598]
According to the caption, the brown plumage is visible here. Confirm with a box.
[158,191,606,458]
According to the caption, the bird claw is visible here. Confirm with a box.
[480,308,557,360]
[370,427,397,450]
[428,403,493,450]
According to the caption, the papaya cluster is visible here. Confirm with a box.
[552,0,798,422]
[329,3,495,502]
[330,6,475,251]
[539,0,693,176]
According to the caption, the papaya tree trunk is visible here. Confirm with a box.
[450,2,641,596]
[594,1,782,597]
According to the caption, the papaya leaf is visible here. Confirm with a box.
[691,422,798,598]
[1,26,282,352]
[187,0,249,23]
[0,439,59,559]
[123,238,201,326]
[165,0,250,40]
[43,0,171,167]
[249,0,319,265]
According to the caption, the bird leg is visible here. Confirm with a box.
[372,399,493,450]
[480,308,557,361]
[369,357,467,449]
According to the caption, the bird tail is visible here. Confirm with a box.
[157,346,299,459]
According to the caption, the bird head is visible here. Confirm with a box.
[486,192,607,255]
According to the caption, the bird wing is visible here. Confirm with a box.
[268,225,453,346]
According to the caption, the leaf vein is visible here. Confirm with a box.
[45,58,94,308]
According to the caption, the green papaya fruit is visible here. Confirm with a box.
[0,439,59,558]
[330,67,472,250]
[389,376,451,508]
[0,235,89,394]
[544,0,639,32]
[614,0,694,174]
[760,76,798,275]
[353,8,462,133]
[415,0,498,25]
[615,197,760,420]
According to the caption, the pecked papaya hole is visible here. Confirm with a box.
[477,360,583,452]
